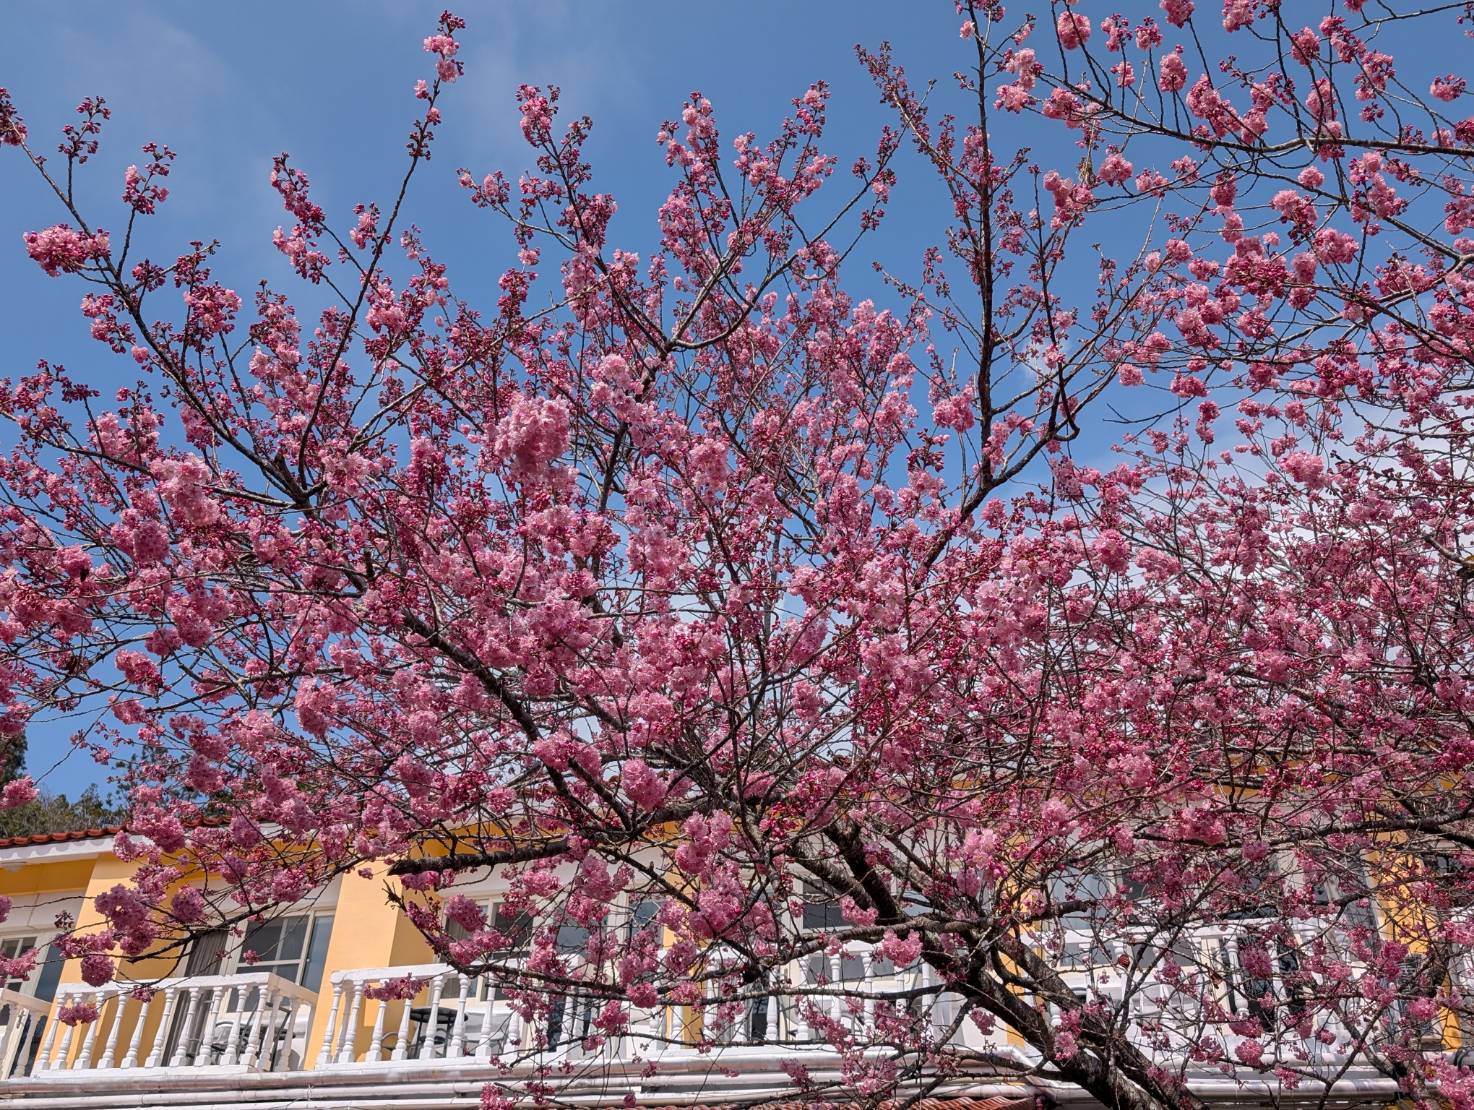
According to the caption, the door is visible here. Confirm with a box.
[161,928,229,1066]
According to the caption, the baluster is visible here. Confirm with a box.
[449,973,470,1057]
[829,953,843,1020]
[10,1010,30,1077]
[421,971,447,1060]
[37,994,66,1073]
[269,995,293,1070]
[200,984,232,1065]
[507,1007,523,1054]
[168,987,204,1067]
[241,985,271,1068]
[335,979,364,1064]
[120,991,148,1069]
[55,996,79,1070]
[75,992,103,1069]
[919,960,934,1028]
[793,968,812,1042]
[474,979,496,1060]
[222,987,247,1066]
[861,952,875,1032]
[315,980,343,1067]
[366,988,388,1063]
[389,987,413,1062]
[0,1008,16,1077]
[98,989,125,1068]
[14,1010,35,1077]
[144,987,178,1068]
[1,1009,23,1078]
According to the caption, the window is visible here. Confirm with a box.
[1233,941,1277,1031]
[0,936,40,993]
[238,913,334,990]
[0,932,61,1005]
[802,896,845,931]
[490,903,533,955]
[627,898,660,939]
[799,888,878,981]
[1046,870,1115,969]
[1221,857,1280,921]
[1310,860,1379,936]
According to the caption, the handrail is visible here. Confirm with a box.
[0,987,51,1017]
[33,971,316,1076]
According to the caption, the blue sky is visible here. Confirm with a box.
[3,2,1468,798]
[0,1,992,798]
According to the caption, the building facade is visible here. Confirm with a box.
[0,828,1450,1109]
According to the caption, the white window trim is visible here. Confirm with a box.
[222,909,335,987]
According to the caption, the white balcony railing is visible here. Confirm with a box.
[0,988,51,1078]
[317,952,994,1067]
[317,962,670,1067]
[29,972,316,1076]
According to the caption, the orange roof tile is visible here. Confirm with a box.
[0,825,119,850]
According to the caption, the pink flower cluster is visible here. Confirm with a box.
[23,224,110,276]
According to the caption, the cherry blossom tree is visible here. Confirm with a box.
[3,4,1474,1108]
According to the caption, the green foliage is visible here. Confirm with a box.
[0,785,122,840]
[0,732,24,785]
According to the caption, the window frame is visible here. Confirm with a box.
[0,931,52,998]
[226,910,335,991]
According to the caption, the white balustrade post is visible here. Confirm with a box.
[335,979,364,1064]
[420,971,447,1060]
[222,986,248,1066]
[199,984,232,1065]
[389,985,413,1062]
[38,993,67,1072]
[830,954,844,1021]
[168,986,204,1067]
[366,988,389,1063]
[268,995,292,1069]
[121,991,148,1069]
[144,987,178,1068]
[241,985,271,1068]
[0,1008,24,1078]
[73,992,102,1070]
[474,979,496,1060]
[14,1010,34,1077]
[98,989,125,1068]
[448,973,470,1058]
[316,979,343,1067]
[0,1007,17,1077]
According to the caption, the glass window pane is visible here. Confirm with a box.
[243,915,308,965]
[32,942,63,1003]
[277,916,307,961]
[0,936,38,991]
[303,915,334,991]
[556,924,589,953]
[242,920,283,962]
[802,900,844,930]
[628,899,660,937]
[492,905,532,953]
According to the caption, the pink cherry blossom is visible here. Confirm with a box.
[1055,10,1091,49]
[1,9,1472,1108]
[23,224,109,276]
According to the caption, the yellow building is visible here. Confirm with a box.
[0,826,1032,1110]
[0,827,1437,1110]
